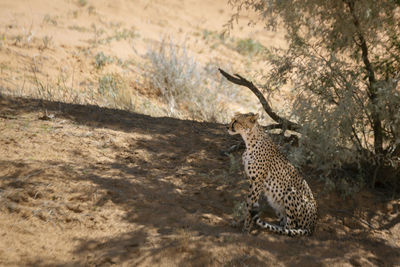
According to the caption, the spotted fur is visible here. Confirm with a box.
[227,113,317,236]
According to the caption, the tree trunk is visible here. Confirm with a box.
[345,0,383,156]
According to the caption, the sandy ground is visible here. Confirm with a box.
[0,95,399,266]
[0,0,288,122]
[0,0,399,266]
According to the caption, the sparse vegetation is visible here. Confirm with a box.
[88,24,105,46]
[40,35,53,50]
[106,27,138,43]
[43,14,58,26]
[0,7,253,125]
[12,27,35,47]
[144,38,236,122]
[232,201,247,226]
[94,51,112,69]
[88,26,138,47]
[87,5,96,15]
[98,74,119,96]
[200,29,265,57]
[77,0,87,7]
[68,25,89,32]
[235,38,265,56]
[201,29,226,46]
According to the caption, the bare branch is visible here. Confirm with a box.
[218,68,301,132]
[264,124,285,130]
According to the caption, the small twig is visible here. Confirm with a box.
[21,170,43,181]
[264,124,284,130]
[218,68,301,132]
[38,109,55,121]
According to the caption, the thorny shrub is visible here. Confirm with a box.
[144,38,238,123]
[229,0,400,190]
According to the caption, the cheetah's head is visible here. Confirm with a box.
[227,112,259,136]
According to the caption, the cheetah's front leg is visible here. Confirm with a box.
[243,181,262,233]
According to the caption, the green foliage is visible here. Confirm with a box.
[98,74,119,97]
[96,73,141,112]
[77,0,87,7]
[41,36,53,50]
[202,29,226,44]
[88,26,138,46]
[105,28,138,43]
[94,52,112,69]
[43,14,58,26]
[68,25,89,32]
[87,5,96,15]
[0,34,4,48]
[229,0,400,188]
[232,201,247,227]
[202,29,217,41]
[235,38,265,56]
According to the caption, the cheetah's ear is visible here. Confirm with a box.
[249,113,259,123]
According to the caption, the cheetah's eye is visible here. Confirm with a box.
[232,120,237,128]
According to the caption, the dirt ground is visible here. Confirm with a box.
[0,0,288,121]
[0,0,399,266]
[0,95,399,266]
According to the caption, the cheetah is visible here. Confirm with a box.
[227,112,317,236]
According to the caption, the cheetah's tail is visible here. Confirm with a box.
[252,214,310,237]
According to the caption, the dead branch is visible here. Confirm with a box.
[264,124,284,130]
[218,68,301,132]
